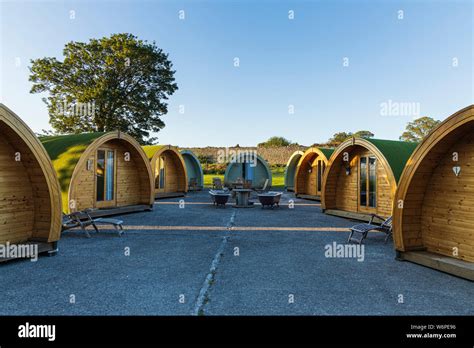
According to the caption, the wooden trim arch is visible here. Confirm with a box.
[322,138,403,220]
[224,153,272,189]
[180,150,204,190]
[0,104,62,248]
[42,131,154,216]
[294,147,333,199]
[145,145,188,198]
[284,150,304,192]
[393,105,474,280]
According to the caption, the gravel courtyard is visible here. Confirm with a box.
[1,190,473,316]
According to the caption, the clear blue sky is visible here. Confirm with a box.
[1,0,472,146]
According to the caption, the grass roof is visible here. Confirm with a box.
[365,138,418,182]
[40,132,106,212]
[317,147,335,159]
[142,145,166,160]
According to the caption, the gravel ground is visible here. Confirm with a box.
[0,190,472,315]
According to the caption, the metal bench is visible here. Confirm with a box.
[348,214,392,244]
[62,210,124,237]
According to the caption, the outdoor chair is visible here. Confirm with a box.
[348,214,393,245]
[212,177,223,190]
[189,177,198,191]
[62,210,124,238]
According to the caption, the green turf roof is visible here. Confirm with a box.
[142,145,166,160]
[40,132,106,212]
[365,138,418,182]
[318,147,335,160]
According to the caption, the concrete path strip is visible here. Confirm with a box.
[113,225,351,232]
[191,211,235,315]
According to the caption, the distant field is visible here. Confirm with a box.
[203,166,285,189]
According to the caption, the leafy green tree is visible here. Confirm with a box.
[29,33,178,144]
[399,116,441,142]
[326,132,351,147]
[258,136,293,148]
[353,130,374,139]
[326,130,374,147]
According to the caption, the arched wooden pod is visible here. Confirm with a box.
[224,153,272,189]
[42,131,154,216]
[180,150,204,190]
[393,105,474,280]
[322,138,417,221]
[284,151,304,192]
[143,145,188,199]
[0,104,62,247]
[294,147,334,199]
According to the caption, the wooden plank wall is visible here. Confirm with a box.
[71,140,150,210]
[400,127,471,252]
[159,151,185,193]
[420,132,474,262]
[0,123,52,243]
[326,146,393,218]
[296,153,319,196]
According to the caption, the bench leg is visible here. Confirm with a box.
[81,225,91,238]
[348,230,355,243]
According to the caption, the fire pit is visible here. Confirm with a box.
[209,190,231,208]
[257,192,282,209]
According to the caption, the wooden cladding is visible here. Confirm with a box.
[294,148,332,198]
[69,137,153,212]
[0,104,62,244]
[147,146,187,196]
[322,140,398,219]
[393,105,474,264]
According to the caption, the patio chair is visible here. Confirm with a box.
[189,177,198,191]
[212,177,223,190]
[62,210,124,238]
[62,212,98,238]
[348,214,393,245]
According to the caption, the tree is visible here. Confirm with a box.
[399,116,441,142]
[353,130,374,139]
[326,132,351,147]
[326,130,374,147]
[258,136,293,148]
[29,33,178,144]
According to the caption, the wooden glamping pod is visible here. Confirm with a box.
[322,138,418,221]
[41,131,154,216]
[0,104,62,255]
[180,149,204,191]
[224,153,272,189]
[294,147,334,200]
[143,145,188,198]
[284,150,304,192]
[393,105,474,280]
